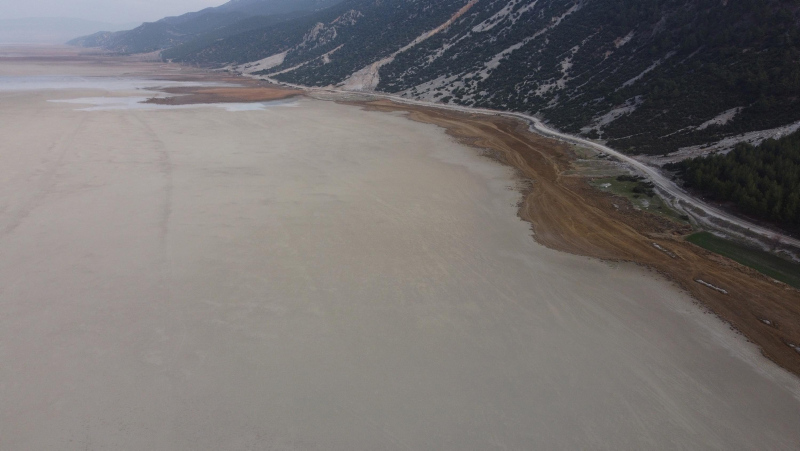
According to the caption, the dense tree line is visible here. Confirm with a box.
[668,131,800,231]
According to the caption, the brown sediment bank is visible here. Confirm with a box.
[355,99,800,377]
[146,77,301,105]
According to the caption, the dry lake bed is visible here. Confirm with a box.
[1,48,799,450]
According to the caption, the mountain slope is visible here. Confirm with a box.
[0,18,137,44]
[164,0,800,158]
[163,0,474,73]
[216,0,342,16]
[69,0,343,54]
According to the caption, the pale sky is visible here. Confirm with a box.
[0,0,228,24]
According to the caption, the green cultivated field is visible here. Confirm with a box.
[687,232,800,289]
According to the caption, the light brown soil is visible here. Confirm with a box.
[358,99,800,377]
[146,77,301,105]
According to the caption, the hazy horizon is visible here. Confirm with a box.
[0,16,141,28]
[0,0,227,24]
[0,17,141,44]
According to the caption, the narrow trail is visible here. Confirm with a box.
[0,114,90,239]
[131,111,174,265]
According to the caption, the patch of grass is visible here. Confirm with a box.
[590,175,687,223]
[687,232,800,289]
[570,144,598,159]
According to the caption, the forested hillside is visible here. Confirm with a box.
[74,0,800,160]
[668,131,800,231]
[156,0,800,158]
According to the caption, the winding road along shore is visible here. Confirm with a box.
[262,76,800,252]
[382,96,800,251]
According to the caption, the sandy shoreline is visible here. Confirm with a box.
[355,99,800,378]
[1,49,799,450]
